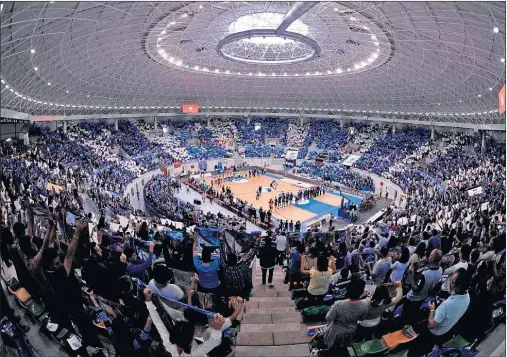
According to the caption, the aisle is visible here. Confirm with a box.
[235,261,311,356]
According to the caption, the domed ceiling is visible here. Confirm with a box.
[0,1,505,123]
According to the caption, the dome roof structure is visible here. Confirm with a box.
[0,1,505,124]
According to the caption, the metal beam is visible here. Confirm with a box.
[274,2,319,36]
[0,108,33,121]
[22,110,505,131]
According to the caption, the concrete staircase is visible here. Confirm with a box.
[235,262,311,356]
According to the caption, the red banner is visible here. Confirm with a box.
[499,85,506,114]
[35,116,57,121]
[183,104,199,113]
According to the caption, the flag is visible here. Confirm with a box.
[196,226,221,247]
[164,230,183,242]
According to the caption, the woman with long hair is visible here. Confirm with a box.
[389,247,410,282]
[356,281,403,340]
[409,241,426,267]
[301,255,334,304]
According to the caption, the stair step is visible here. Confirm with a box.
[244,307,295,315]
[250,289,292,298]
[235,344,310,357]
[246,300,295,309]
[250,290,278,297]
[249,296,292,302]
[254,277,285,281]
[273,331,312,345]
[252,284,289,292]
[255,271,285,277]
[272,312,302,323]
[241,314,273,324]
[236,332,274,346]
[240,323,302,333]
[258,300,296,309]
[236,331,311,346]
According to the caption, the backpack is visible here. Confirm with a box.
[301,305,330,322]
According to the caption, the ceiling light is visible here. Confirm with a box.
[334,7,339,11]
[493,27,499,33]
[360,61,367,67]
[271,72,276,76]
[489,87,493,91]
[214,69,219,73]
[34,67,38,71]
[237,72,241,75]
[258,72,263,76]
[30,49,35,54]
[87,95,90,97]
[370,35,377,40]
[347,68,351,72]
[336,68,343,73]
[327,70,332,74]
[349,16,356,21]
[501,58,505,63]
[306,72,310,76]
[225,70,230,74]
[160,30,166,35]
[181,13,188,18]
[169,21,176,25]
[176,60,182,66]
[248,72,253,76]
[194,65,199,70]
[478,94,481,97]
[168,57,175,63]
[199,5,203,9]
[203,67,209,71]
[284,72,287,76]
[459,100,462,103]
[354,64,360,70]
[47,82,51,85]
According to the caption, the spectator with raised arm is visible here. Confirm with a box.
[144,287,243,357]
[42,218,104,352]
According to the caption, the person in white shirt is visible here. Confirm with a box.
[444,244,471,275]
[275,233,287,265]
[144,288,244,356]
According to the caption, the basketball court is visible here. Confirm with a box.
[204,172,347,223]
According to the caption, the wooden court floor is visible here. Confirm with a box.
[204,174,346,223]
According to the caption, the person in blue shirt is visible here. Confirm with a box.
[192,232,221,293]
[288,246,302,291]
[427,229,441,250]
[407,268,470,357]
[122,241,155,281]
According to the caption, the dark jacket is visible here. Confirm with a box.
[259,241,278,269]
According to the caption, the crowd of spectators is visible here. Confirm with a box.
[297,162,374,191]
[354,126,431,176]
[0,118,505,357]
[235,117,288,157]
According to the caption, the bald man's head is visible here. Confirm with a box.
[428,249,442,267]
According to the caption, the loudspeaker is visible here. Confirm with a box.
[194,199,202,205]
